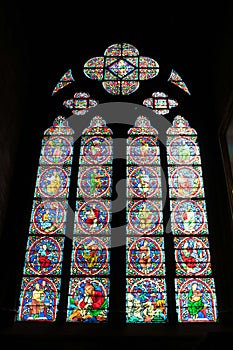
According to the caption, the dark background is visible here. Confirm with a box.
[0,2,233,349]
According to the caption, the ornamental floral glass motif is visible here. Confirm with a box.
[126,115,167,323]
[63,92,98,115]
[143,91,178,115]
[166,115,218,322]
[16,116,74,321]
[66,115,113,322]
[83,43,159,95]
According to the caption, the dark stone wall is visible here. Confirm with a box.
[0,5,21,238]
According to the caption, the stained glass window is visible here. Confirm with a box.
[83,43,159,95]
[16,116,74,321]
[66,115,113,322]
[126,115,167,323]
[13,39,221,328]
[51,69,75,96]
[166,115,218,322]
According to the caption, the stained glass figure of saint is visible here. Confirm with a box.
[67,278,109,322]
[17,277,61,321]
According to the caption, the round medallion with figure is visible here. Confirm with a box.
[171,166,202,198]
[128,166,159,198]
[173,200,205,234]
[129,136,158,164]
[27,236,62,274]
[128,200,160,234]
[169,136,199,164]
[128,237,163,275]
[175,237,210,275]
[82,136,112,164]
[77,200,109,234]
[79,166,111,198]
[38,167,68,197]
[33,200,65,234]
[42,136,72,164]
[74,237,108,275]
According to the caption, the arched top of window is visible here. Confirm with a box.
[82,115,113,135]
[167,115,197,136]
[128,115,158,136]
[44,115,74,136]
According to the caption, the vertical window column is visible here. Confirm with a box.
[66,115,113,323]
[16,116,74,321]
[126,115,167,323]
[166,115,218,322]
